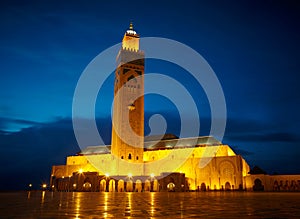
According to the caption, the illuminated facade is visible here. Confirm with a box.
[50,24,300,192]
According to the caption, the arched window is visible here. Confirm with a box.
[200,183,206,191]
[127,75,137,82]
[121,156,124,159]
[167,183,175,192]
[136,156,139,160]
[253,178,264,191]
[128,153,132,160]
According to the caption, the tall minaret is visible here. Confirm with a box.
[111,23,145,173]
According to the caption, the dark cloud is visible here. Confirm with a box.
[224,117,300,143]
[0,118,78,190]
[226,132,300,143]
[222,117,300,174]
[0,117,43,126]
[0,117,44,132]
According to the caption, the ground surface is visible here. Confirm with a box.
[0,191,299,218]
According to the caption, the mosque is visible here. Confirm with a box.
[50,24,300,192]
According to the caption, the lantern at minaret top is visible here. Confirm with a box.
[122,22,140,51]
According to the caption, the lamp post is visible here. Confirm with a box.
[68,176,71,192]
[150,174,155,192]
[42,184,47,191]
[105,173,109,192]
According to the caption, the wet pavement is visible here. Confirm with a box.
[0,191,300,218]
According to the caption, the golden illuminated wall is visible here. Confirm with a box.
[65,154,118,176]
[143,145,236,162]
[122,34,139,51]
[175,155,247,190]
[61,145,241,178]
[52,156,99,178]
[143,145,247,190]
[52,144,250,191]
[244,174,300,191]
[67,155,89,166]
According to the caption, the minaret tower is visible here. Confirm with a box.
[111,23,144,172]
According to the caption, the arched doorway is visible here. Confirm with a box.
[100,179,106,192]
[144,180,151,192]
[273,180,279,191]
[291,180,296,191]
[167,182,175,192]
[118,180,124,192]
[153,179,159,192]
[253,178,264,191]
[109,179,115,192]
[135,180,142,192]
[126,180,133,192]
[225,182,231,191]
[200,183,206,191]
[83,182,92,192]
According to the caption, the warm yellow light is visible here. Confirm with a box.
[28,184,32,188]
[51,185,54,188]
[128,173,132,178]
[42,184,47,188]
[105,173,109,177]
[78,169,83,174]
[73,183,77,188]
[62,176,64,179]
[128,104,136,111]
[150,173,155,178]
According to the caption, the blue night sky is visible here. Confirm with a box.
[0,0,300,190]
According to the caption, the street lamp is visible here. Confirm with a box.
[42,184,47,190]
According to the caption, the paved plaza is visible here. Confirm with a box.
[1,191,300,218]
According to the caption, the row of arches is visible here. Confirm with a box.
[196,182,234,191]
[87,179,160,192]
[252,178,300,191]
[273,180,300,191]
[52,172,186,192]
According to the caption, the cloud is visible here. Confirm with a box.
[224,117,300,143]
[0,118,79,190]
[0,117,44,132]
[226,132,300,143]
